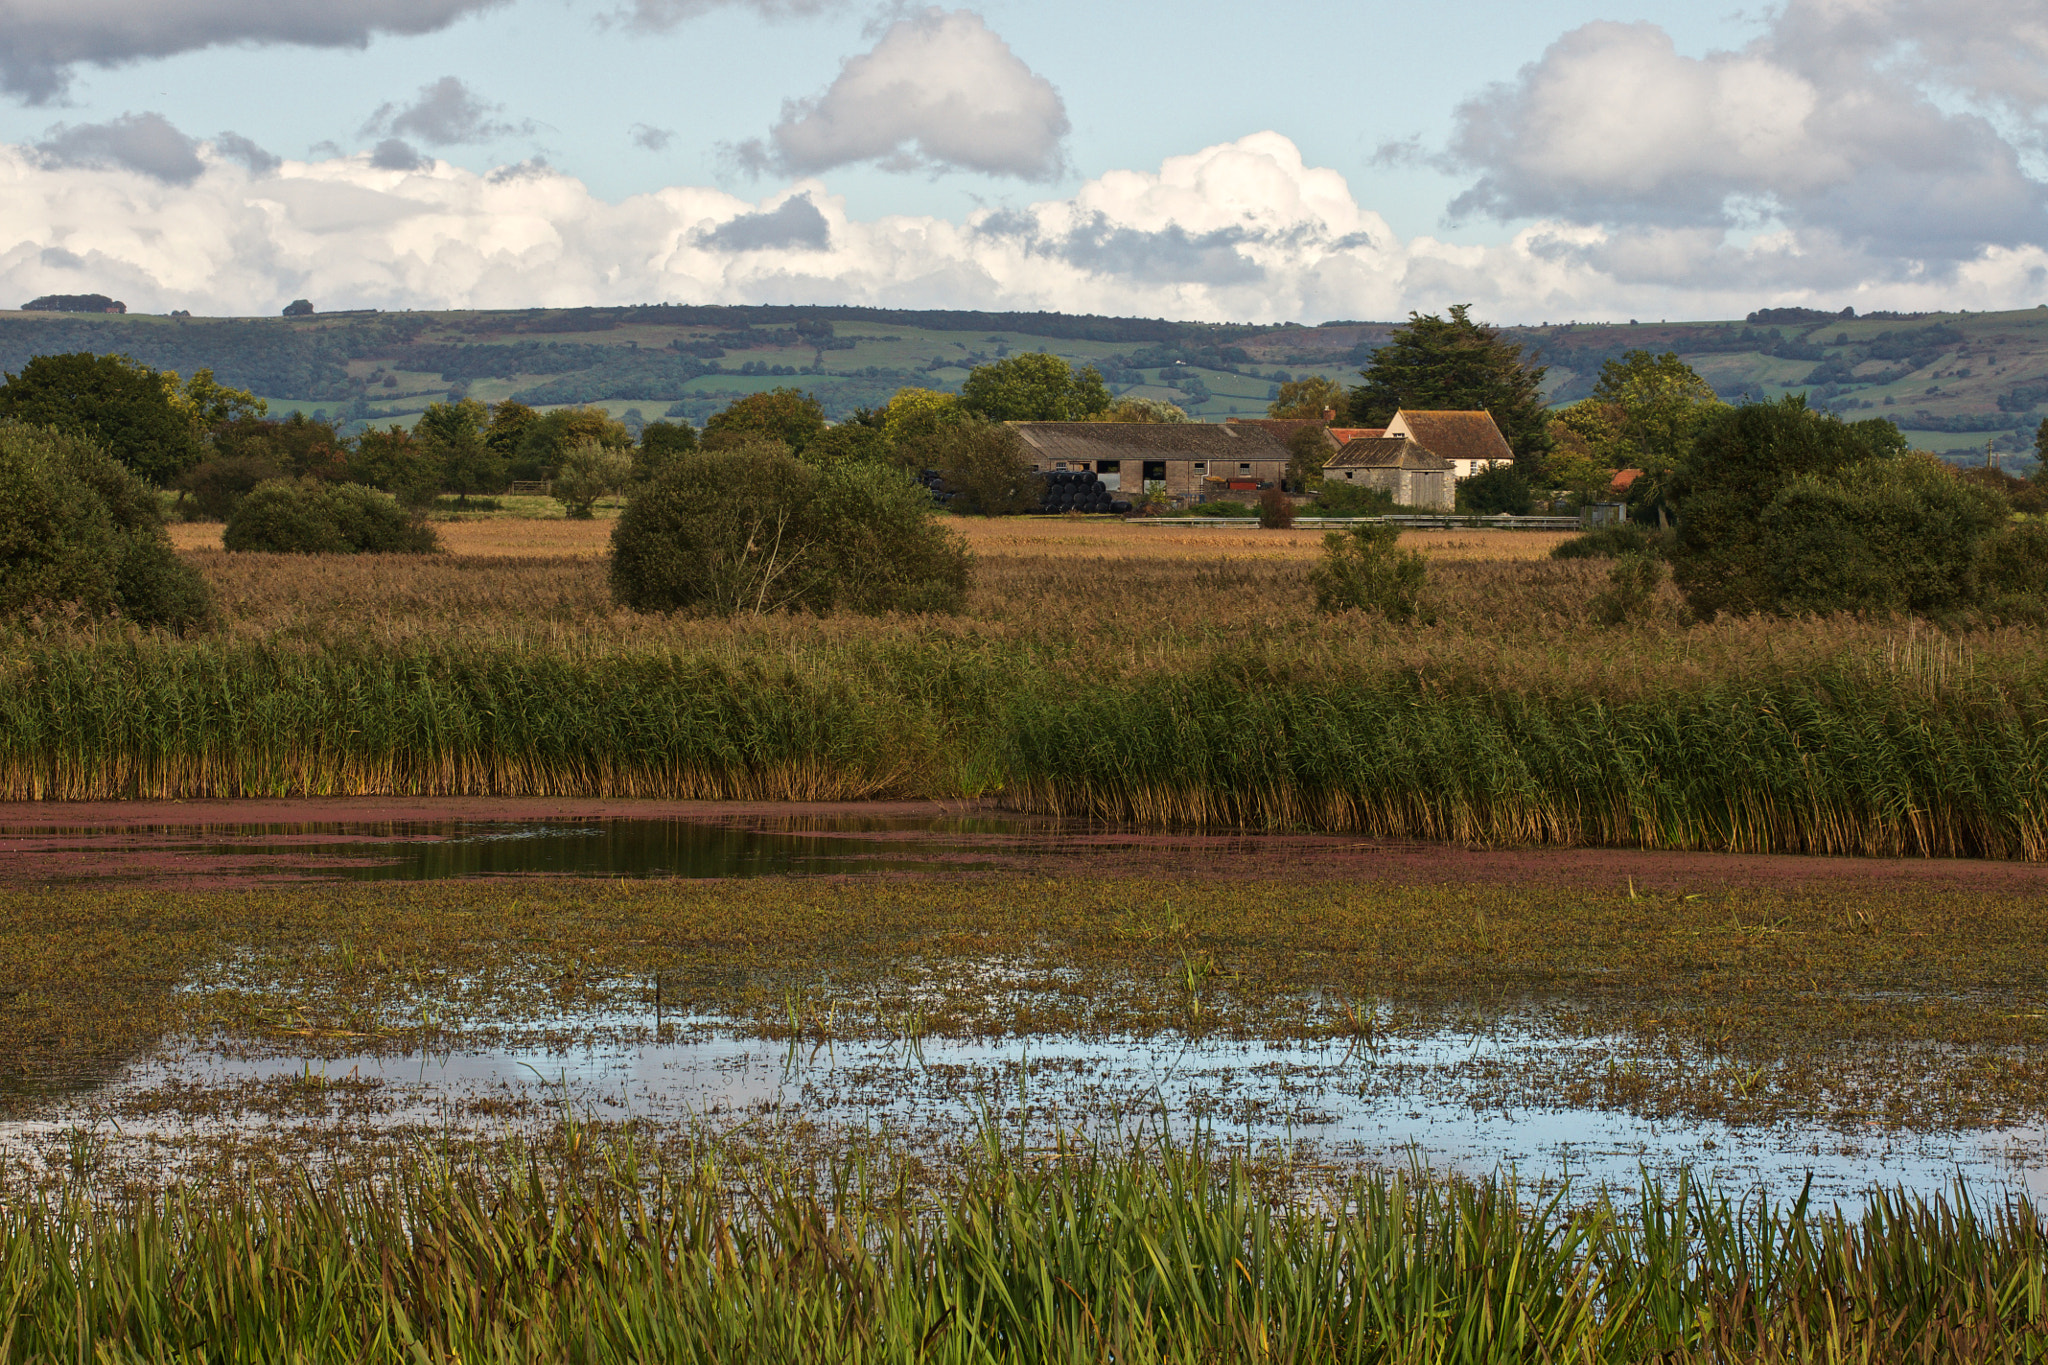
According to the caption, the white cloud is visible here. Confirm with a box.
[617,0,841,28]
[735,8,1068,180]
[362,76,531,147]
[2,125,2045,323]
[1444,0,2048,274]
[0,0,508,103]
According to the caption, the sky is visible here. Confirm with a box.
[1,0,2046,323]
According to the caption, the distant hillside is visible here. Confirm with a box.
[0,303,2039,465]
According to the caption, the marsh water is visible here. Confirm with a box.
[5,808,2046,1209]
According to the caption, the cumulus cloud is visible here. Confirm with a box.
[631,123,675,152]
[2,128,2045,323]
[697,195,830,251]
[363,76,529,146]
[1444,0,2048,281]
[34,111,203,184]
[211,131,280,175]
[0,0,508,104]
[369,138,427,171]
[734,8,1068,179]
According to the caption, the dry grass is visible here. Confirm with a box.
[167,515,1575,563]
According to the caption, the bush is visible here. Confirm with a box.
[0,421,210,629]
[1187,500,1257,518]
[1309,523,1429,621]
[553,442,634,519]
[177,455,286,522]
[1258,487,1295,528]
[224,480,441,554]
[1305,480,1395,517]
[610,443,970,616]
[900,419,1041,516]
[1551,522,1663,560]
[1457,463,1534,515]
[1589,552,1668,626]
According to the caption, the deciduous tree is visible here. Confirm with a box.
[0,352,203,484]
[1267,376,1349,422]
[959,354,1110,422]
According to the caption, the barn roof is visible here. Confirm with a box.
[1010,421,1293,463]
[1389,411,1515,466]
[1325,436,1454,471]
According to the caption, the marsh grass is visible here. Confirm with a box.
[1,1124,2043,1363]
[9,550,2048,855]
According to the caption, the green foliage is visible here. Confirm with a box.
[224,480,440,554]
[211,412,349,481]
[1258,486,1295,528]
[1590,552,1668,626]
[346,425,442,508]
[610,444,970,616]
[1349,305,1551,470]
[172,367,267,432]
[1090,395,1191,423]
[416,398,502,502]
[702,387,827,453]
[0,421,210,629]
[902,419,1042,516]
[1267,374,1350,421]
[0,351,203,484]
[1284,425,1331,491]
[1671,398,1998,619]
[552,442,634,519]
[1458,462,1534,515]
[176,455,284,521]
[879,387,968,447]
[484,400,539,466]
[1305,480,1395,516]
[1310,522,1429,620]
[805,421,890,468]
[1552,522,1663,560]
[959,353,1111,422]
[635,419,699,481]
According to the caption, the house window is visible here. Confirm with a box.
[1192,462,1206,472]
[1239,463,1251,474]
[1143,460,1167,482]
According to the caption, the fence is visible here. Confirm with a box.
[1141,513,1589,531]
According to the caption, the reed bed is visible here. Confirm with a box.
[10,549,2048,856]
[1,1129,2042,1363]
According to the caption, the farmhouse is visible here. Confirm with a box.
[1382,410,1514,479]
[1009,421,1293,500]
[1322,437,1456,510]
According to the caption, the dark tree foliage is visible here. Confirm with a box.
[959,354,1111,422]
[1671,397,2012,619]
[702,388,828,453]
[177,456,285,521]
[224,480,440,554]
[0,420,210,628]
[1457,463,1534,516]
[0,352,202,484]
[211,412,350,481]
[610,443,969,616]
[347,426,442,508]
[634,420,699,483]
[898,419,1041,516]
[1349,306,1552,472]
[22,294,125,313]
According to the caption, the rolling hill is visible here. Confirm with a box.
[2,303,2042,467]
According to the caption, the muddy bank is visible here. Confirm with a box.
[6,797,2048,892]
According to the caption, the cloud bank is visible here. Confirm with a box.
[734,8,1069,180]
[7,119,2045,322]
[0,0,509,103]
[1443,0,2048,294]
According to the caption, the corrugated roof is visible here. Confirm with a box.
[1389,411,1514,467]
[1325,436,1454,471]
[1011,422,1293,462]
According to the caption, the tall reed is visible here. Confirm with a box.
[2,1133,2042,1362]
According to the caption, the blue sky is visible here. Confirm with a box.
[1,0,2043,321]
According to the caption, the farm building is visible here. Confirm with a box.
[1322,437,1456,510]
[1008,421,1293,500]
[1382,410,1514,479]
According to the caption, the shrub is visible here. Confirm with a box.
[1188,500,1257,518]
[224,480,440,554]
[1458,463,1534,515]
[1551,522,1662,560]
[1258,487,1296,528]
[900,419,1041,516]
[1309,522,1429,621]
[177,454,286,522]
[611,443,971,616]
[552,441,634,519]
[1589,552,1668,626]
[1306,480,1395,517]
[0,420,210,629]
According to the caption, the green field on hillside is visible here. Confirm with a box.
[2,303,2043,462]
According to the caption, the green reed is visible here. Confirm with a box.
[8,627,2046,858]
[2,1130,2042,1363]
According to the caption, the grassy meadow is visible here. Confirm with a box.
[9,522,2048,858]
